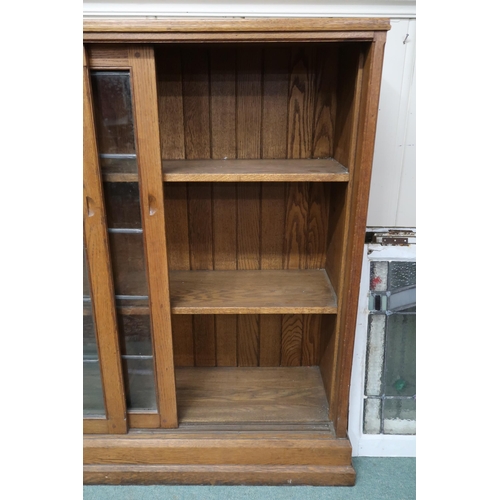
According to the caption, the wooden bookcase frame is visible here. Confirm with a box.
[83,17,389,486]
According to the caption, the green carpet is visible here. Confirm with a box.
[83,457,416,499]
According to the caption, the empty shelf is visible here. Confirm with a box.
[163,159,349,182]
[176,366,330,424]
[169,269,337,314]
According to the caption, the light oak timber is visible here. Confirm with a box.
[83,418,109,434]
[87,424,335,439]
[87,45,130,68]
[330,32,387,438]
[84,464,355,486]
[128,412,161,429]
[163,159,349,182]
[84,31,376,43]
[175,367,329,424]
[128,46,178,428]
[169,270,338,314]
[102,158,349,182]
[84,18,390,33]
[321,47,365,419]
[84,435,352,466]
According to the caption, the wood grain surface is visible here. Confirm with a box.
[330,34,387,437]
[129,46,178,428]
[162,159,349,182]
[84,463,355,486]
[175,367,329,424]
[169,270,337,314]
[84,17,390,33]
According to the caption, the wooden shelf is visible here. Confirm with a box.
[176,366,330,424]
[101,158,137,182]
[102,159,349,183]
[162,159,349,182]
[169,269,337,314]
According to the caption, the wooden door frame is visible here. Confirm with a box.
[84,45,178,430]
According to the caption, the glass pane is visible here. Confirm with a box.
[83,244,105,416]
[384,314,416,397]
[83,360,106,416]
[103,182,142,229]
[363,398,381,434]
[122,357,157,410]
[388,287,416,312]
[383,398,416,435]
[83,247,90,297]
[108,231,148,296]
[370,261,388,291]
[100,157,138,176]
[117,314,153,356]
[83,306,98,359]
[365,314,385,396]
[389,261,416,290]
[398,305,416,313]
[91,72,136,155]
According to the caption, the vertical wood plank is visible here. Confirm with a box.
[171,315,194,367]
[236,47,262,159]
[261,183,285,270]
[194,315,216,367]
[164,183,191,271]
[281,314,303,367]
[306,183,329,269]
[332,45,362,168]
[212,180,237,367]
[182,47,211,159]
[261,47,289,159]
[322,49,364,407]
[259,315,282,367]
[156,46,186,160]
[312,45,338,158]
[215,316,238,367]
[188,183,213,270]
[213,183,237,270]
[237,184,261,270]
[236,188,260,368]
[83,49,128,434]
[287,47,315,159]
[301,314,322,366]
[320,315,336,360]
[238,315,259,367]
[329,36,387,437]
[283,183,308,269]
[210,47,236,159]
[325,183,348,296]
[129,46,178,428]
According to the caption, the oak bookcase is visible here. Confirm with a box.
[83,17,389,486]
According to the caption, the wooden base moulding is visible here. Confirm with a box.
[84,430,355,486]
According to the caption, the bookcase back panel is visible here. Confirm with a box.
[164,181,336,271]
[171,314,334,368]
[156,44,353,161]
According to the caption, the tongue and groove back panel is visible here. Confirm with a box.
[156,43,358,368]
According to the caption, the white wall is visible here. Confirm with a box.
[367,18,416,227]
[83,1,416,18]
